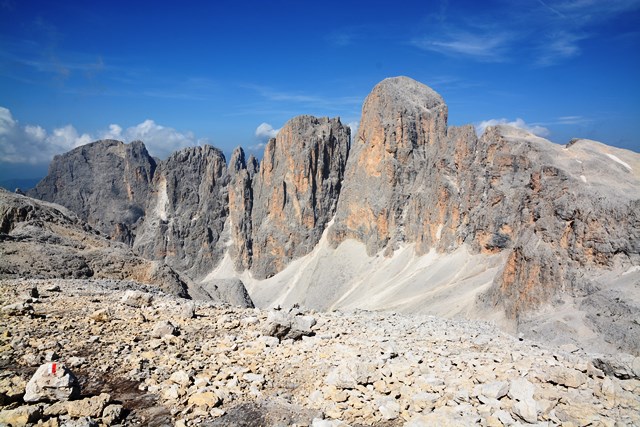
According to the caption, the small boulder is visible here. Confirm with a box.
[179,301,196,319]
[151,320,178,338]
[2,302,34,316]
[67,393,111,418]
[89,308,111,322]
[24,363,80,403]
[263,309,316,341]
[121,290,153,307]
[0,404,43,427]
[102,404,124,425]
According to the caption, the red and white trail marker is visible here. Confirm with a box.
[49,363,57,375]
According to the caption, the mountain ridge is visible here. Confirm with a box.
[22,76,640,355]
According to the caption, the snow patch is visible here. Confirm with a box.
[580,175,587,183]
[606,153,632,171]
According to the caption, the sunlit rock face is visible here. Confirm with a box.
[250,115,350,279]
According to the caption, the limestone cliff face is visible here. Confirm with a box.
[250,115,350,278]
[328,76,452,255]
[133,145,229,279]
[227,147,258,271]
[472,127,640,319]
[328,76,639,322]
[28,140,156,244]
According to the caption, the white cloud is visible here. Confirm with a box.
[0,106,207,164]
[101,119,207,159]
[347,121,359,140]
[255,122,280,141]
[475,118,550,137]
[0,107,91,164]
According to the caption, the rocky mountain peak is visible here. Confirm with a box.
[28,138,156,244]
[250,115,350,278]
[368,76,446,115]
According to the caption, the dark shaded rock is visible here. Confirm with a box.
[133,145,229,280]
[28,139,156,243]
[227,147,257,271]
[199,278,254,308]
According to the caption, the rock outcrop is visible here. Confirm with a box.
[227,147,258,271]
[0,188,188,297]
[28,140,156,244]
[250,115,350,278]
[133,145,229,280]
[329,76,450,255]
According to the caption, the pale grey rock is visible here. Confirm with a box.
[101,404,124,425]
[151,320,178,338]
[180,301,196,319]
[24,363,80,403]
[133,145,229,280]
[199,278,254,308]
[250,115,350,278]
[509,378,538,424]
[480,381,509,399]
[1,302,33,316]
[121,290,153,307]
[378,399,400,420]
[28,139,156,244]
[169,370,191,387]
[61,417,99,427]
[326,363,371,389]
[263,309,317,341]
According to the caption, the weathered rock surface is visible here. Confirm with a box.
[24,363,80,402]
[0,188,188,297]
[250,115,350,278]
[133,145,229,280]
[28,139,156,244]
[227,147,258,272]
[329,76,449,255]
[1,279,639,426]
[199,278,254,309]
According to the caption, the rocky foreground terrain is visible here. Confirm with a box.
[1,279,639,427]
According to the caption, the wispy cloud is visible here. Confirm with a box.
[242,84,362,110]
[475,118,550,137]
[0,106,207,164]
[412,0,640,66]
[411,32,511,62]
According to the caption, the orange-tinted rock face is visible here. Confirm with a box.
[329,76,457,255]
[249,115,350,279]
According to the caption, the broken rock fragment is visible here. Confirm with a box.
[23,363,80,403]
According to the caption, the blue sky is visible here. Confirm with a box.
[1,0,639,181]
